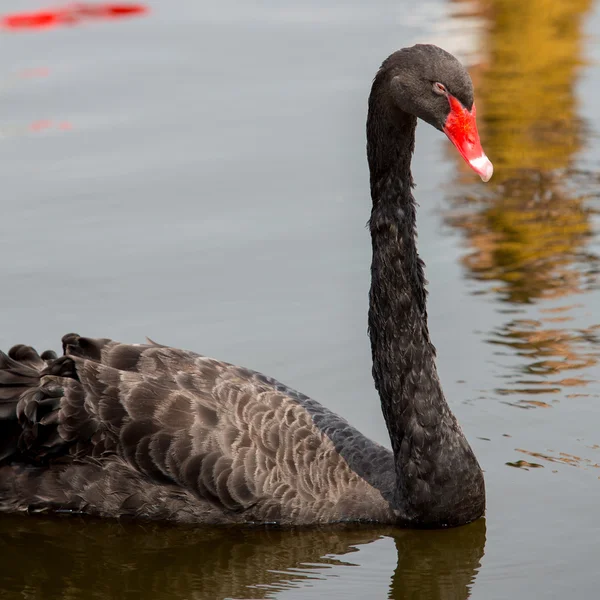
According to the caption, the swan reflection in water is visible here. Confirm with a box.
[0,516,486,599]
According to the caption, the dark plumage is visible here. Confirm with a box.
[0,45,486,527]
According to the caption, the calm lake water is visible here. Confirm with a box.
[1,0,599,598]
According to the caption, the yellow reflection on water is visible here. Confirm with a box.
[447,172,597,303]
[477,0,590,172]
[445,0,600,405]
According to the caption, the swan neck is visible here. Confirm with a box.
[367,108,443,453]
[366,92,485,527]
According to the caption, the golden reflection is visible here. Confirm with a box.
[473,0,590,172]
[506,459,544,469]
[488,318,599,397]
[446,173,598,304]
[445,0,600,403]
[0,516,486,600]
[516,448,600,470]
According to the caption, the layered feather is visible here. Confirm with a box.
[0,334,394,524]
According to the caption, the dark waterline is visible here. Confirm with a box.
[0,516,486,599]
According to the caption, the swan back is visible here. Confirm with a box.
[0,335,394,524]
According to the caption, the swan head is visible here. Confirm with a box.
[383,44,493,182]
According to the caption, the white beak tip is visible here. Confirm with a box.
[469,155,494,182]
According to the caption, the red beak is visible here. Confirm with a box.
[443,95,493,182]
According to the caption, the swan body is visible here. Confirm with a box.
[0,45,489,528]
[0,337,395,525]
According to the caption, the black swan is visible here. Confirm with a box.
[0,45,491,528]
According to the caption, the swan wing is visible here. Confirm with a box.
[0,334,393,524]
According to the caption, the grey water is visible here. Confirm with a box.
[0,0,599,598]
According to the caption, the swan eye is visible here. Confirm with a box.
[433,82,447,95]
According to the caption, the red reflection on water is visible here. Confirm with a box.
[1,3,148,30]
[18,67,51,78]
[28,119,73,132]
[30,119,53,131]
